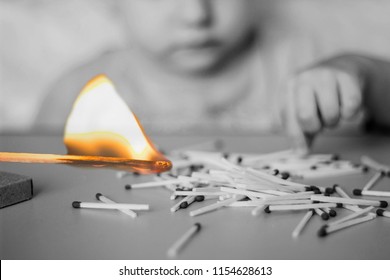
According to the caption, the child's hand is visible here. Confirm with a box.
[283,54,367,151]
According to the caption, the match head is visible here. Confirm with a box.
[318,226,328,237]
[362,166,370,173]
[180,202,189,209]
[264,206,271,213]
[72,201,81,208]
[325,187,334,195]
[236,156,243,164]
[280,172,290,180]
[125,184,132,190]
[222,152,230,159]
[272,169,279,176]
[311,186,320,192]
[336,203,343,208]
[329,209,337,217]
[194,223,202,232]
[313,189,322,195]
[353,189,362,196]
[379,201,388,208]
[310,165,317,170]
[331,154,340,161]
[133,172,140,176]
[305,186,313,191]
[195,195,205,202]
[376,209,385,216]
[320,212,330,221]
[95,193,103,200]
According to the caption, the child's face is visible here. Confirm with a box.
[121,0,256,74]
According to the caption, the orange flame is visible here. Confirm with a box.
[64,74,170,170]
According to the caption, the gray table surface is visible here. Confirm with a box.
[1,134,390,260]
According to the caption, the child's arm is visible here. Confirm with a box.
[283,53,390,150]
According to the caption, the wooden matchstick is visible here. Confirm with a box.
[0,152,172,173]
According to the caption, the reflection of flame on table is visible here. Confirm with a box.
[0,75,171,174]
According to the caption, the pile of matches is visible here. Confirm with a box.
[118,146,390,238]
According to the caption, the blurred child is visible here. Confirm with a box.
[35,0,390,150]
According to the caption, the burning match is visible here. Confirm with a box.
[0,75,172,174]
[0,152,171,174]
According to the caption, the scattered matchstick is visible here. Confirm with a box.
[170,196,195,212]
[266,202,338,212]
[353,189,390,197]
[72,201,149,210]
[189,195,244,217]
[125,177,199,189]
[363,171,385,191]
[310,195,388,208]
[327,206,374,227]
[95,193,137,218]
[292,210,315,238]
[376,209,390,218]
[167,223,202,258]
[314,208,329,220]
[318,214,376,237]
[361,156,390,174]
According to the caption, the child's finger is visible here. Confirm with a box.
[312,70,341,128]
[336,71,363,120]
[283,80,311,153]
[295,84,322,135]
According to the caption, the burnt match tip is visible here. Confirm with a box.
[321,213,330,221]
[329,210,337,217]
[318,226,328,237]
[264,206,271,213]
[376,209,385,216]
[194,223,202,232]
[95,193,102,200]
[195,195,205,202]
[379,201,388,208]
[353,189,362,196]
[72,201,81,208]
[125,184,132,190]
[180,202,189,209]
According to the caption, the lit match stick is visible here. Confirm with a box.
[95,193,137,218]
[72,201,149,210]
[0,152,172,174]
[167,223,202,257]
